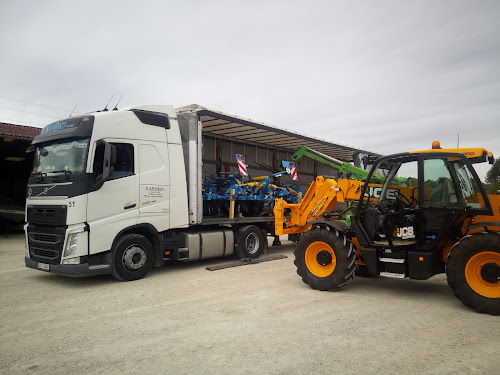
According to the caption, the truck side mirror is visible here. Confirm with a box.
[94,140,117,188]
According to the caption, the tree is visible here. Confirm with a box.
[486,158,500,184]
[484,158,500,194]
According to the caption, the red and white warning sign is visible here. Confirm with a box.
[282,160,298,181]
[235,154,248,176]
[289,162,298,181]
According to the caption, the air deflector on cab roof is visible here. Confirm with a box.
[130,109,170,129]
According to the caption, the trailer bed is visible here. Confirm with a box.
[201,216,274,225]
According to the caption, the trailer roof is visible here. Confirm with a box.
[176,104,380,162]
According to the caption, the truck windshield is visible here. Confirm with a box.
[31,137,90,176]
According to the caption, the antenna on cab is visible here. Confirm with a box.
[102,94,114,112]
[69,105,77,117]
[113,94,124,111]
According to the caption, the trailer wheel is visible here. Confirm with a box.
[294,227,356,291]
[446,231,500,315]
[111,234,154,281]
[234,225,266,259]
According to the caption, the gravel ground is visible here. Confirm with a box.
[1,233,499,375]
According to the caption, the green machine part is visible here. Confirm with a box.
[289,146,370,226]
[0,206,24,222]
[290,146,369,181]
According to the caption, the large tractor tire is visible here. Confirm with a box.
[294,227,357,291]
[446,231,500,315]
[111,234,154,281]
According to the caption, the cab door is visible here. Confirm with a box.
[379,158,419,250]
[353,155,419,249]
[86,139,139,254]
[420,156,467,249]
[420,155,491,249]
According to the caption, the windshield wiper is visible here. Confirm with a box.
[51,170,72,181]
[51,170,72,174]
[30,172,47,182]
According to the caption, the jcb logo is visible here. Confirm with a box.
[365,186,398,199]
[396,226,415,239]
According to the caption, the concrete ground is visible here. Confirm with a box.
[1,233,498,375]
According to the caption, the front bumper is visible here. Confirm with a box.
[25,256,112,278]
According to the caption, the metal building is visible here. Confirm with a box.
[0,123,41,234]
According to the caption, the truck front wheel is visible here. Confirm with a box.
[111,234,154,281]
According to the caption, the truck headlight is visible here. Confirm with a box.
[64,228,85,257]
[64,234,79,257]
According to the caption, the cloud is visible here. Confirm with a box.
[0,0,499,179]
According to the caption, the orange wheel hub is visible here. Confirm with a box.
[465,251,500,298]
[305,241,336,277]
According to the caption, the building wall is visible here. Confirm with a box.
[202,136,348,193]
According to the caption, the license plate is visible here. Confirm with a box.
[38,262,50,271]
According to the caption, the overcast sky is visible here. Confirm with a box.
[1,0,499,180]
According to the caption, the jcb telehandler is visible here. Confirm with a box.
[274,145,500,315]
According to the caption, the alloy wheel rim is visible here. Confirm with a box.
[245,232,260,254]
[305,241,336,277]
[465,251,500,298]
[122,245,147,271]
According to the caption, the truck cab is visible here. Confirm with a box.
[25,105,189,278]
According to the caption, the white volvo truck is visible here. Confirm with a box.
[24,105,295,281]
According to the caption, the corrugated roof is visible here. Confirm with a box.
[0,122,42,140]
[176,104,380,162]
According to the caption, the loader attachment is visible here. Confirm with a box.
[274,176,363,236]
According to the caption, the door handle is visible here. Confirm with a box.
[124,203,136,210]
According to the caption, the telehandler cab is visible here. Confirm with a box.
[274,146,500,315]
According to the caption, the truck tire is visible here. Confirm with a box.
[294,227,357,291]
[446,231,500,315]
[111,234,154,281]
[234,225,266,259]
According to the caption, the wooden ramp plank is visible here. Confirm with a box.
[206,254,288,271]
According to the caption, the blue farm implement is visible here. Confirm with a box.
[202,156,303,217]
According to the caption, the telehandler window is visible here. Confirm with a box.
[423,158,459,207]
[451,159,485,209]
[362,158,418,207]
[358,157,418,243]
